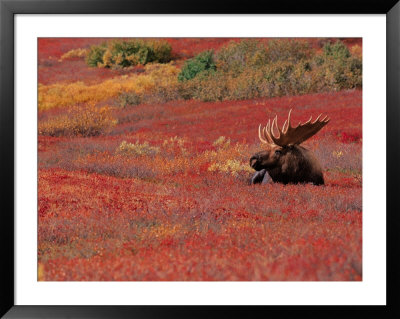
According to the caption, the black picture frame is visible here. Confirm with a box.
[1,0,399,318]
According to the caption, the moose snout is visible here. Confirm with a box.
[250,155,259,169]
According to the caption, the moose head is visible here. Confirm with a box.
[250,109,330,185]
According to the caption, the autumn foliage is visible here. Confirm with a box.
[38,38,362,281]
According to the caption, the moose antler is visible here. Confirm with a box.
[258,109,330,147]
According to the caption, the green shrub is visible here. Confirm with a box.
[87,39,172,68]
[313,57,362,91]
[181,72,228,101]
[148,40,173,63]
[313,40,362,90]
[266,39,314,63]
[178,50,216,82]
[177,39,362,102]
[180,61,313,101]
[215,40,269,75]
[86,43,107,67]
[322,40,351,59]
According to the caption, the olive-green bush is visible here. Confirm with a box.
[177,39,362,102]
[86,39,172,68]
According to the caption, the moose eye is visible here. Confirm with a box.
[274,150,282,156]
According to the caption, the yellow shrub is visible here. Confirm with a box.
[38,263,45,281]
[332,150,344,159]
[201,141,253,176]
[116,140,160,156]
[38,63,179,111]
[38,104,117,137]
[213,136,231,149]
[59,48,89,61]
[208,159,253,176]
[162,136,187,155]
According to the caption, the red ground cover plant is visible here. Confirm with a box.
[38,38,362,281]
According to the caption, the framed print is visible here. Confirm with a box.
[1,0,399,318]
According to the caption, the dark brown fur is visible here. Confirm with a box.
[250,144,324,185]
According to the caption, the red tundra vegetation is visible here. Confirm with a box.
[38,38,362,281]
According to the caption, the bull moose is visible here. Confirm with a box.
[250,109,330,185]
